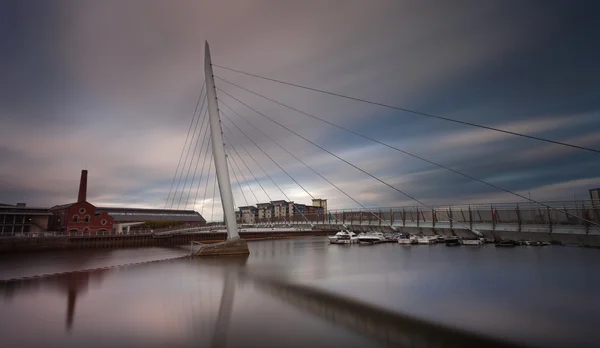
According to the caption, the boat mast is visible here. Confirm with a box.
[204,41,239,239]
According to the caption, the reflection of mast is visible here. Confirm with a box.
[203,256,248,348]
[66,288,77,331]
[210,266,236,348]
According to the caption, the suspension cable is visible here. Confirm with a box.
[200,151,213,217]
[179,106,209,209]
[217,88,485,234]
[165,81,206,209]
[221,129,309,225]
[193,141,212,212]
[216,80,600,229]
[186,109,211,210]
[219,99,370,226]
[221,113,313,225]
[171,84,207,209]
[223,136,275,225]
[226,146,260,205]
[212,68,600,154]
[227,155,249,207]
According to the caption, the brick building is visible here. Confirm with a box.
[49,170,115,234]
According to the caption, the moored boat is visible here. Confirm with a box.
[495,240,518,247]
[462,238,484,246]
[445,239,461,246]
[417,236,438,244]
[328,230,359,244]
[398,234,418,245]
[358,232,386,244]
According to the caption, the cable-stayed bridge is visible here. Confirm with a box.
[162,42,600,246]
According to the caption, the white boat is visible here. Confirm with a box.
[358,232,386,244]
[398,234,418,245]
[328,230,359,244]
[462,238,484,246]
[417,236,438,244]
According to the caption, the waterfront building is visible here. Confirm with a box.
[0,203,53,236]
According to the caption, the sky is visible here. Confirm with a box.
[1,0,599,220]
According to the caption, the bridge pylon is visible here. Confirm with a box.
[195,41,249,256]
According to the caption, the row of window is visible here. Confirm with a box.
[72,215,108,225]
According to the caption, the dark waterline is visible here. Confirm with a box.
[1,237,599,348]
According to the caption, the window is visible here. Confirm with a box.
[101,219,107,225]
[83,228,89,234]
[79,208,86,214]
[69,228,79,233]
[73,215,79,223]
[98,229,107,233]
[84,215,91,222]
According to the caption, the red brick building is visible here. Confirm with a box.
[50,170,115,234]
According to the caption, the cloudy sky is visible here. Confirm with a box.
[1,0,599,220]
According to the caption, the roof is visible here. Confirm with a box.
[95,206,206,223]
[0,205,53,216]
[50,203,77,210]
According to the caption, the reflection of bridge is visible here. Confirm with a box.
[244,272,525,348]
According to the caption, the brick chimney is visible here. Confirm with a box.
[77,170,88,203]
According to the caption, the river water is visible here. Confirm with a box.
[1,237,599,348]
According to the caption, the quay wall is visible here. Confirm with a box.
[0,230,330,253]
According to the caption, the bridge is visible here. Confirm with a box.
[158,42,600,249]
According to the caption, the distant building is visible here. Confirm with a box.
[241,198,327,223]
[256,202,273,221]
[50,170,116,234]
[238,206,258,224]
[0,203,53,236]
[95,207,205,224]
[312,198,327,214]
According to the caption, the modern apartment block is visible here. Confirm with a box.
[238,199,326,223]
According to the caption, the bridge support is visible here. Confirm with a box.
[195,41,249,256]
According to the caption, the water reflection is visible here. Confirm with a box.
[1,239,600,348]
[1,270,107,332]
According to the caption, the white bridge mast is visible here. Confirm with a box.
[204,41,239,239]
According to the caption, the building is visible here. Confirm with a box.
[256,202,273,221]
[95,207,205,224]
[0,203,53,236]
[49,170,207,234]
[240,198,327,223]
[312,198,327,214]
[2,169,206,235]
[50,170,116,234]
[238,206,258,224]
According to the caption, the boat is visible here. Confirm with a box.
[524,241,551,246]
[328,230,359,244]
[416,236,438,244]
[495,240,518,247]
[445,239,461,246]
[462,238,484,246]
[398,234,418,245]
[358,232,386,244]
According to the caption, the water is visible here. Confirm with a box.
[1,237,599,348]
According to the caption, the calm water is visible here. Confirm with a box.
[1,237,599,348]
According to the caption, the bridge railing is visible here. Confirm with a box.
[316,200,600,229]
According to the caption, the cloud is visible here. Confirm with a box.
[1,1,600,221]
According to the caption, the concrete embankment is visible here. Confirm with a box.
[0,230,331,253]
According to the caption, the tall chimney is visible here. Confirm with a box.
[78,170,88,202]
